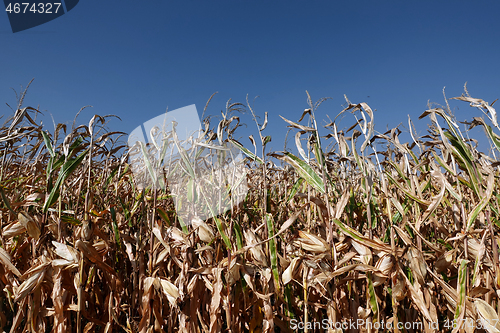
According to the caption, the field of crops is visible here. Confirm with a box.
[2,85,500,332]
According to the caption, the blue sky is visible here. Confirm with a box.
[2,1,500,155]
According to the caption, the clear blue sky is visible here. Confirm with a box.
[2,1,500,154]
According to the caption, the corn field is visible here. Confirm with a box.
[2,84,500,333]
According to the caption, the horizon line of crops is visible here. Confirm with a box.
[1,81,500,332]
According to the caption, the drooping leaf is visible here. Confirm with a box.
[280,152,325,194]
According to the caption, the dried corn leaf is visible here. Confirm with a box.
[282,257,301,285]
[18,211,40,240]
[2,221,26,238]
[15,266,47,303]
[0,246,21,277]
[158,278,179,307]
[453,259,468,333]
[435,250,456,273]
[351,239,372,265]
[244,229,267,266]
[400,267,433,323]
[293,230,330,253]
[52,241,78,263]
[407,246,427,285]
[373,254,394,286]
[75,240,117,277]
[475,298,500,333]
[192,217,214,243]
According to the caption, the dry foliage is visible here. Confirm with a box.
[1,84,500,332]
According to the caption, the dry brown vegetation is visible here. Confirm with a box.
[2,84,500,332]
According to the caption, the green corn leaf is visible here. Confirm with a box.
[130,191,143,217]
[229,139,263,164]
[313,139,324,168]
[110,206,121,250]
[333,218,364,242]
[432,151,456,176]
[214,216,231,249]
[67,136,85,158]
[466,173,494,232]
[42,131,58,185]
[41,130,54,158]
[367,272,379,322]
[454,259,468,323]
[118,197,131,226]
[118,164,129,183]
[171,129,196,179]
[200,189,231,249]
[43,148,89,213]
[0,186,15,214]
[47,137,84,179]
[177,215,189,234]
[158,134,172,166]
[266,213,280,292]
[60,215,81,226]
[233,222,244,250]
[484,122,500,152]
[187,178,197,203]
[157,207,171,227]
[139,141,165,189]
[178,144,196,179]
[287,178,304,203]
[445,130,481,196]
[281,152,325,194]
[408,149,424,172]
[284,285,296,319]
